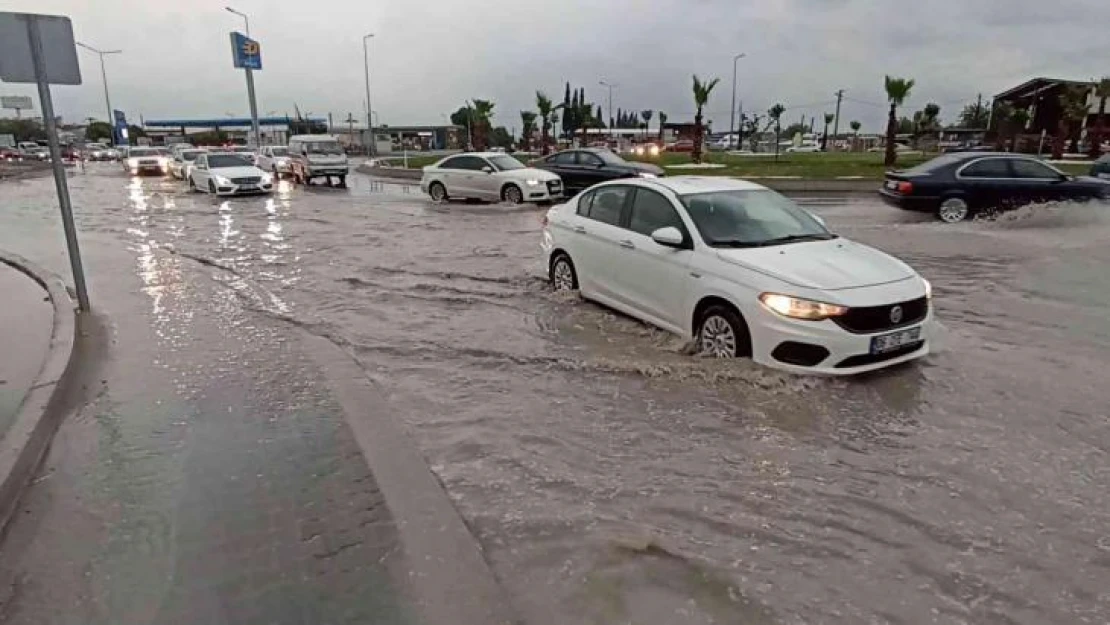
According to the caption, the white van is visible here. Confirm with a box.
[287,135,349,186]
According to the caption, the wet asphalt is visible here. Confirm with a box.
[0,164,1108,624]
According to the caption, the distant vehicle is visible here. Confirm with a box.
[531,148,663,195]
[169,148,206,180]
[541,176,934,374]
[942,144,995,154]
[420,152,562,204]
[710,135,741,151]
[879,152,1110,223]
[287,135,349,186]
[187,152,274,196]
[0,147,21,162]
[666,139,695,153]
[123,146,168,175]
[84,143,120,161]
[256,145,291,176]
[786,144,823,153]
[16,141,39,152]
[868,143,913,153]
[631,142,662,157]
[224,145,258,164]
[1089,154,1110,179]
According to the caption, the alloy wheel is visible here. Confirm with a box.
[430,183,446,202]
[938,198,969,223]
[699,315,737,358]
[551,257,576,291]
[504,185,523,205]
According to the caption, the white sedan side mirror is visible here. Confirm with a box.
[481,166,494,174]
[808,211,827,227]
[650,226,685,248]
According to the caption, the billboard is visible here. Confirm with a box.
[1,95,32,110]
[229,32,261,70]
[0,13,81,85]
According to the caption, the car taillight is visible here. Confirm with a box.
[897,181,914,194]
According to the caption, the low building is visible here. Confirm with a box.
[993,77,1103,134]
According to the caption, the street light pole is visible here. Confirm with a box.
[75,42,121,145]
[226,6,260,147]
[363,33,375,156]
[729,53,746,148]
[599,80,617,139]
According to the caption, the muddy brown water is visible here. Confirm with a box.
[4,167,1109,624]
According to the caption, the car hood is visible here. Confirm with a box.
[210,166,265,178]
[497,167,561,182]
[621,161,664,175]
[714,238,916,290]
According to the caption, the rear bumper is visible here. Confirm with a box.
[878,189,936,212]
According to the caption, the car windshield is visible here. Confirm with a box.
[207,154,252,168]
[899,153,967,175]
[229,146,253,153]
[129,148,158,157]
[488,155,525,171]
[594,150,626,165]
[305,141,343,155]
[182,150,204,161]
[679,189,834,247]
[270,147,288,157]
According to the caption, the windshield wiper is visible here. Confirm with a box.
[752,233,837,247]
[708,239,763,248]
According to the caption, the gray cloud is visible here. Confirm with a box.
[3,0,1107,134]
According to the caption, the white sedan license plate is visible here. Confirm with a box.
[870,326,921,354]
[884,180,898,190]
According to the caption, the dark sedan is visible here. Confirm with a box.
[1091,154,1110,180]
[531,148,663,194]
[879,152,1110,223]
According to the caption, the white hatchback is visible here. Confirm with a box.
[420,152,563,204]
[541,176,934,375]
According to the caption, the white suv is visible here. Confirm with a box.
[541,176,934,375]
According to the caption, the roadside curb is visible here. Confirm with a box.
[355,163,877,194]
[0,251,78,534]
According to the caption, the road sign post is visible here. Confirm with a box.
[230,32,261,147]
[0,12,90,312]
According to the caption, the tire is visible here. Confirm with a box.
[549,253,578,291]
[937,196,970,223]
[696,304,751,359]
[337,175,347,188]
[187,176,196,192]
[502,184,524,205]
[429,181,448,202]
[208,180,217,194]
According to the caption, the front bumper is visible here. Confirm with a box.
[214,181,275,196]
[307,167,349,177]
[129,163,169,175]
[523,180,563,202]
[751,304,934,375]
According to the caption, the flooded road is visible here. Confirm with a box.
[3,165,1108,624]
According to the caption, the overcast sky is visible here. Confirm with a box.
[3,0,1107,133]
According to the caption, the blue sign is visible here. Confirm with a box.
[230,31,261,70]
[112,109,128,146]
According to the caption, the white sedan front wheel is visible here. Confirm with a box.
[429,182,447,202]
[549,254,578,291]
[503,184,524,205]
[696,305,750,359]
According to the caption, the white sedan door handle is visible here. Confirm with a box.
[619,239,635,249]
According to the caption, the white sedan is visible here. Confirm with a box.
[256,145,292,176]
[541,176,934,375]
[188,152,274,196]
[420,152,563,204]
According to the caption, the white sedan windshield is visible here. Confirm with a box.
[207,154,252,168]
[680,190,834,247]
[489,155,525,171]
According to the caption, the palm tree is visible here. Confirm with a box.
[519,111,537,152]
[821,112,835,150]
[1090,77,1110,158]
[849,120,862,151]
[691,74,721,163]
[883,75,915,166]
[641,110,653,140]
[1053,86,1090,159]
[468,99,495,151]
[767,103,786,159]
[657,111,668,142]
[536,91,562,155]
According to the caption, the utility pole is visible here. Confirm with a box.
[832,89,844,149]
[226,6,260,148]
[362,33,375,156]
[729,53,746,147]
[599,80,617,140]
[345,112,355,148]
[75,42,121,145]
[975,93,983,127]
[736,100,744,150]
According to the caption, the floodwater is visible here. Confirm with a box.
[5,166,1110,624]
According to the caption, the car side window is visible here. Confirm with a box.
[579,153,603,166]
[585,186,630,226]
[552,152,577,165]
[439,156,467,170]
[960,158,1010,178]
[1010,159,1059,179]
[628,188,685,237]
[576,190,595,216]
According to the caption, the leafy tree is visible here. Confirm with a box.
[958,100,990,129]
[743,113,763,152]
[691,74,721,163]
[641,110,653,138]
[562,82,572,138]
[449,105,472,128]
[86,121,112,142]
[821,112,835,150]
[783,122,809,140]
[767,103,786,159]
[657,111,667,141]
[595,105,605,129]
[127,124,147,141]
[519,111,537,152]
[896,117,914,135]
[489,126,512,148]
[535,91,562,155]
[850,120,861,134]
[467,99,495,151]
[1090,77,1110,158]
[0,118,45,142]
[883,75,915,166]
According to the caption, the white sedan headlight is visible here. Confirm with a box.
[260,173,273,184]
[922,278,932,300]
[214,176,231,186]
[525,179,541,186]
[126,158,138,168]
[759,293,848,321]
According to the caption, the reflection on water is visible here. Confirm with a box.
[61,170,1110,625]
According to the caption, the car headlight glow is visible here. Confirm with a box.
[922,278,932,300]
[126,158,138,167]
[261,173,273,184]
[215,176,231,185]
[759,293,848,321]
[525,179,540,186]
[649,145,660,156]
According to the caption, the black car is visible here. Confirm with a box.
[1091,154,1110,179]
[879,152,1110,223]
[531,148,664,194]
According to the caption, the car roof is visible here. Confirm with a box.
[638,176,769,194]
[448,152,514,158]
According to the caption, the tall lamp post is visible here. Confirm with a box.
[599,80,617,139]
[363,33,375,156]
[75,42,121,145]
[225,6,261,147]
[729,52,746,148]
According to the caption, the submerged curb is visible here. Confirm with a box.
[355,163,878,194]
[0,251,78,534]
